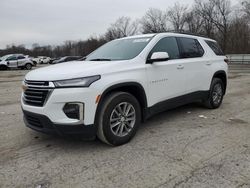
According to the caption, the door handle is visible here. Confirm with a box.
[177,65,184,69]
[206,62,212,66]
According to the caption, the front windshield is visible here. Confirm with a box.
[86,37,152,61]
[1,55,10,60]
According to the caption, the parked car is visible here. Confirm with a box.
[51,56,82,64]
[40,56,51,64]
[77,57,87,61]
[25,56,37,66]
[49,57,60,64]
[0,54,34,70]
[32,57,41,64]
[21,33,228,146]
[32,56,50,64]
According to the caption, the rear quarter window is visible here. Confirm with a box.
[17,55,25,59]
[178,37,204,58]
[205,40,224,56]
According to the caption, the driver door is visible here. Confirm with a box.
[146,37,187,107]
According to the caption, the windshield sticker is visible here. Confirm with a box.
[133,38,150,43]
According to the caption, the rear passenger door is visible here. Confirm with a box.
[176,37,207,93]
[146,37,187,106]
[17,55,26,67]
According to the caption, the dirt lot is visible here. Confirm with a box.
[0,64,250,188]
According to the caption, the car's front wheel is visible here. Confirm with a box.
[204,78,224,109]
[0,65,8,70]
[97,92,141,146]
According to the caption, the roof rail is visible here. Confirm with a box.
[166,30,210,38]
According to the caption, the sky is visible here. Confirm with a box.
[0,0,200,49]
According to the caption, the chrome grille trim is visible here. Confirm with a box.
[23,80,54,107]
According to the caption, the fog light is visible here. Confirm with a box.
[63,103,84,120]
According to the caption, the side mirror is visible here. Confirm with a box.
[147,52,169,63]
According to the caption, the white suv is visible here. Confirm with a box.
[0,54,34,70]
[21,33,228,146]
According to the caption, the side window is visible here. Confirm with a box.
[178,37,204,58]
[6,56,17,61]
[149,37,180,60]
[205,40,224,56]
[17,55,25,60]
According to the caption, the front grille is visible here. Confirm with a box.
[23,80,53,107]
[25,114,43,128]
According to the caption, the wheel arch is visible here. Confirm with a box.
[0,64,8,70]
[94,82,148,123]
[212,70,227,94]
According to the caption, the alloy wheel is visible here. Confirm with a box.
[212,83,223,105]
[109,102,136,137]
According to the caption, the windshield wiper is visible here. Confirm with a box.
[89,58,111,61]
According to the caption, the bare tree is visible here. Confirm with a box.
[212,0,232,50]
[242,0,250,19]
[140,8,168,33]
[104,17,139,41]
[227,16,250,53]
[194,0,217,37]
[195,0,231,51]
[185,9,204,34]
[1,1,250,57]
[167,3,188,32]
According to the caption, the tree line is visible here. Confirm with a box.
[0,0,249,58]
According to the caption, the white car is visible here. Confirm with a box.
[32,56,50,64]
[0,54,34,70]
[38,56,51,64]
[21,33,228,146]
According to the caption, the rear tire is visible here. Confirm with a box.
[25,63,32,70]
[97,92,141,146]
[204,78,224,109]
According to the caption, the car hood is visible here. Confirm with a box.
[25,60,131,81]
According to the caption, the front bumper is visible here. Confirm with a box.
[21,87,99,125]
[23,110,96,139]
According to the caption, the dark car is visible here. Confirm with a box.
[49,57,60,64]
[52,56,82,64]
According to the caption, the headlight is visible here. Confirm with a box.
[54,75,100,88]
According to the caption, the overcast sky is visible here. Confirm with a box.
[0,0,196,49]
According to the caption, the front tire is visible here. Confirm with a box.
[97,92,141,146]
[0,65,8,70]
[204,78,224,109]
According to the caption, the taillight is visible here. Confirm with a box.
[224,58,230,64]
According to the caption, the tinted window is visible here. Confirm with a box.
[178,37,204,58]
[17,55,25,60]
[67,57,77,61]
[149,37,180,59]
[205,40,224,55]
[6,56,17,61]
[71,57,81,61]
[64,57,71,61]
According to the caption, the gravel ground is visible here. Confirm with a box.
[0,64,250,188]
